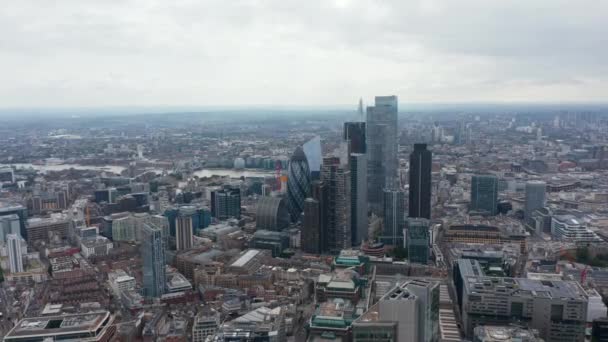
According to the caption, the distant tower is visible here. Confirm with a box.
[367,96,399,215]
[357,98,364,121]
[7,233,23,273]
[302,181,329,253]
[211,187,241,220]
[409,144,432,219]
[470,175,498,215]
[141,222,166,298]
[525,181,546,223]
[287,147,311,222]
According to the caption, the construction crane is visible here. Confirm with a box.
[581,265,590,285]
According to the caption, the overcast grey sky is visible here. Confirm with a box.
[1,0,607,107]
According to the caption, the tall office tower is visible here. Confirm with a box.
[470,175,499,215]
[321,157,351,251]
[302,198,321,254]
[349,153,368,246]
[357,98,364,120]
[175,214,193,251]
[382,189,406,246]
[141,222,166,298]
[409,144,432,219]
[211,186,241,220]
[303,180,328,253]
[303,136,322,180]
[525,181,546,223]
[407,218,430,265]
[366,95,399,215]
[343,122,366,155]
[7,233,24,273]
[287,146,311,222]
[0,214,21,243]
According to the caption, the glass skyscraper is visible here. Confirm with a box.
[470,175,499,215]
[382,189,406,246]
[407,218,430,264]
[287,146,311,222]
[366,96,398,215]
[141,222,166,298]
[409,144,432,219]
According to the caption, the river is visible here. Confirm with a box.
[4,163,273,178]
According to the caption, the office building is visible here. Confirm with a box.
[409,144,432,219]
[0,203,27,240]
[250,229,290,257]
[287,146,311,222]
[366,96,398,215]
[3,311,116,342]
[211,186,241,220]
[192,309,220,342]
[141,222,166,298]
[255,196,290,231]
[406,280,439,342]
[0,167,15,183]
[302,181,328,254]
[344,122,366,154]
[175,213,194,250]
[474,326,543,342]
[350,153,368,245]
[470,175,499,215]
[26,216,70,243]
[382,189,406,246]
[352,280,439,342]
[7,233,24,273]
[454,259,588,342]
[524,181,546,222]
[551,214,601,242]
[407,218,430,265]
[303,135,323,180]
[0,214,20,243]
[321,157,351,251]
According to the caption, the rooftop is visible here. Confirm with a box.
[231,249,260,268]
[5,311,111,339]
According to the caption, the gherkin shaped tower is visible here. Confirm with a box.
[287,146,311,222]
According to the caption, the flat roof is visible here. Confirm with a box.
[5,311,111,339]
[231,249,260,267]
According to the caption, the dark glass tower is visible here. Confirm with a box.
[409,144,432,219]
[343,122,366,154]
[470,175,498,215]
[211,186,241,220]
[287,146,311,222]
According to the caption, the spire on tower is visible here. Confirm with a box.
[357,98,364,121]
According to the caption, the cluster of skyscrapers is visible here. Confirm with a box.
[284,96,433,263]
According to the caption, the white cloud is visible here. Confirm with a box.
[0,0,606,107]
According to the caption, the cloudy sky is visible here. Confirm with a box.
[1,0,607,107]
